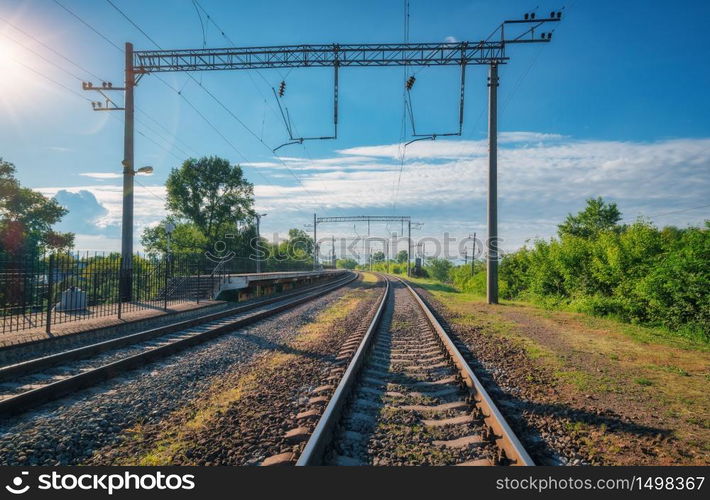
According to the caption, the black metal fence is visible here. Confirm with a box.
[0,251,314,334]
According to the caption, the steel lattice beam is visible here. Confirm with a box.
[134,42,509,73]
[132,14,562,74]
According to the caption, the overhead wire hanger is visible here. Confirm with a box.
[272,60,340,152]
[404,55,467,146]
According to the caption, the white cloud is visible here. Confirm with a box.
[38,184,167,250]
[444,36,458,43]
[257,135,710,250]
[42,133,710,253]
[79,172,123,179]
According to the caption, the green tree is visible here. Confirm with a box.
[336,258,358,269]
[371,251,385,262]
[165,156,254,242]
[283,228,314,259]
[425,258,453,282]
[395,249,408,263]
[261,228,314,271]
[558,197,622,239]
[0,158,73,255]
[141,218,209,254]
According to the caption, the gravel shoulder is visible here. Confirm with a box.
[87,275,382,465]
[0,277,370,466]
[407,278,709,465]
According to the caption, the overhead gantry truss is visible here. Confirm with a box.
[133,42,507,73]
[132,12,561,73]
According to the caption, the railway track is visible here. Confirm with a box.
[0,271,357,418]
[294,274,532,466]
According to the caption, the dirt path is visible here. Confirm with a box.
[411,283,709,465]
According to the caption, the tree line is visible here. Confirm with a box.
[429,198,709,341]
[0,155,316,272]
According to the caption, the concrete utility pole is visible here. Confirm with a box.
[487,63,499,304]
[121,42,135,301]
[82,42,151,302]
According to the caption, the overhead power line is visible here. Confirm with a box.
[52,0,122,51]
[47,0,290,197]
[102,0,316,198]
[0,20,192,160]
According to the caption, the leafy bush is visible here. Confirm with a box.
[427,198,709,341]
[425,258,453,282]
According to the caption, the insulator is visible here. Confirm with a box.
[108,82,113,88]
[524,13,529,20]
[548,32,552,40]
[405,75,416,90]
[278,80,286,97]
[531,12,536,19]
[557,11,562,18]
[550,11,555,17]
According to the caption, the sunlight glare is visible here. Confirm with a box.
[0,37,25,92]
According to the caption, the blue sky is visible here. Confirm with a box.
[1,0,709,257]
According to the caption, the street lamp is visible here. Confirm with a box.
[120,163,153,301]
[254,213,267,274]
[136,166,153,175]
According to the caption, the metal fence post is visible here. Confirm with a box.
[117,256,123,320]
[45,254,55,334]
[196,258,201,304]
[163,256,168,311]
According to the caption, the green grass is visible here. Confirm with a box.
[634,376,654,386]
[556,369,620,393]
[399,274,709,353]
[573,313,709,353]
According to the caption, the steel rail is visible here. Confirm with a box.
[398,277,533,466]
[0,272,357,417]
[296,273,390,465]
[297,274,533,466]
[0,272,351,381]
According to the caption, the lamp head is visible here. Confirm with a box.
[136,166,154,175]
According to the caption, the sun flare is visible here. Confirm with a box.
[0,37,25,91]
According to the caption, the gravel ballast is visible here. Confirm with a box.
[0,280,365,466]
